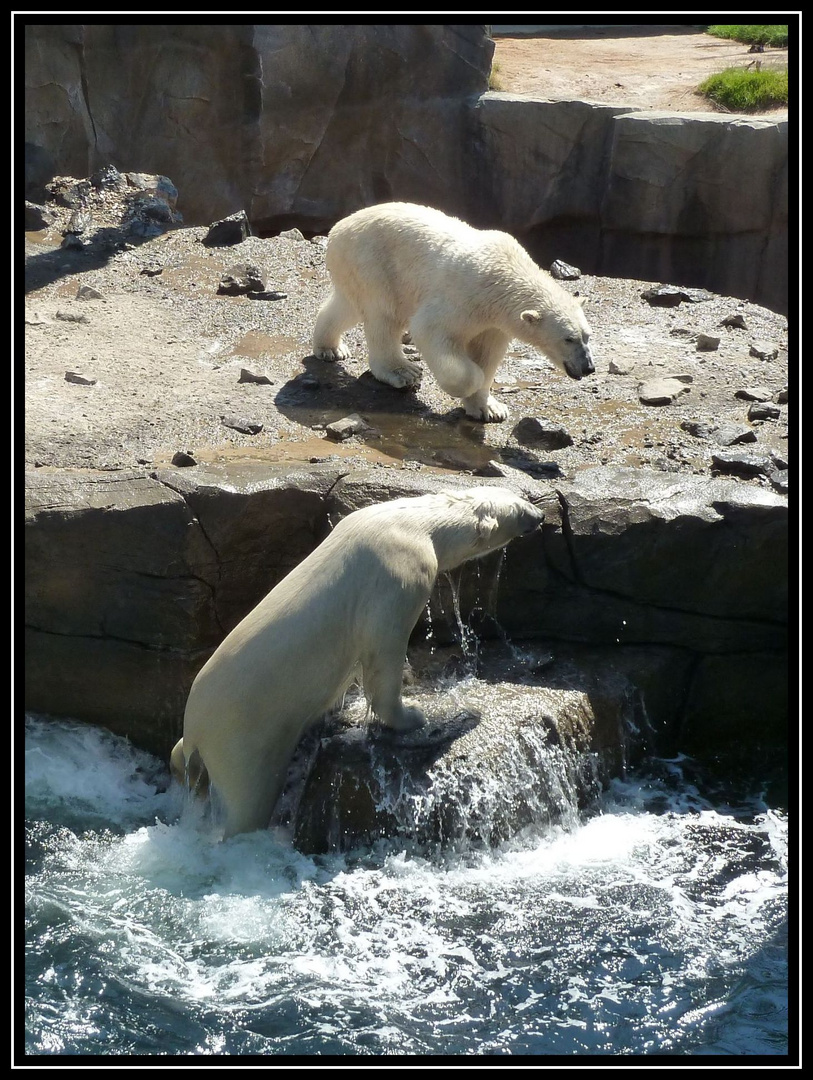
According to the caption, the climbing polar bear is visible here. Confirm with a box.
[312,201,594,422]
[171,486,544,839]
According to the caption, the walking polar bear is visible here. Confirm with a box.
[171,486,544,839]
[312,202,594,422]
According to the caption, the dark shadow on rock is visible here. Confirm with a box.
[275,355,499,472]
[275,354,565,476]
[24,231,156,294]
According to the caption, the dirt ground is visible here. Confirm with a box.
[492,26,789,116]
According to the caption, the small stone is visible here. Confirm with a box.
[608,359,633,375]
[140,266,163,276]
[75,284,103,301]
[66,208,92,235]
[296,374,321,390]
[56,310,90,324]
[695,334,720,351]
[714,424,757,446]
[325,413,375,441]
[710,449,774,479]
[238,368,273,385]
[681,419,718,439]
[638,378,691,406]
[720,313,748,330]
[749,341,779,361]
[171,451,197,467]
[776,387,788,404]
[90,164,125,190]
[769,470,788,493]
[669,326,694,339]
[60,233,84,250]
[734,386,772,402]
[217,263,266,295]
[221,415,263,435]
[64,371,96,385]
[641,286,684,307]
[512,417,574,450]
[201,210,252,246]
[549,259,581,280]
[747,402,781,422]
[277,227,305,241]
[641,286,713,307]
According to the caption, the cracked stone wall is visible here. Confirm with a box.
[24,464,788,763]
[24,23,492,230]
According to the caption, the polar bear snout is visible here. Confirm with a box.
[563,344,595,381]
[519,502,545,534]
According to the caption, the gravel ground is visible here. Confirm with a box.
[24,215,789,488]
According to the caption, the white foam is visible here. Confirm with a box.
[24,715,789,1054]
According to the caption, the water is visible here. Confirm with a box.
[23,713,790,1058]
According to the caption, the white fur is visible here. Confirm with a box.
[312,202,594,421]
[171,487,544,838]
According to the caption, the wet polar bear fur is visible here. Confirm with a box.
[171,487,544,839]
[312,201,594,422]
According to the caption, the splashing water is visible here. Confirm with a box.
[23,713,789,1058]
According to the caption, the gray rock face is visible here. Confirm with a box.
[470,96,787,313]
[24,463,787,772]
[24,24,493,228]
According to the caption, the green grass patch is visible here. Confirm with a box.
[706,24,788,48]
[698,66,788,111]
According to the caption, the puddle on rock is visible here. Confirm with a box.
[230,330,303,361]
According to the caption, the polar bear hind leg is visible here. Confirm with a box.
[462,328,510,422]
[312,287,357,361]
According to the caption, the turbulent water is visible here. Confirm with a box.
[23,713,790,1058]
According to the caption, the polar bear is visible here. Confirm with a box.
[171,486,544,839]
[312,202,594,422]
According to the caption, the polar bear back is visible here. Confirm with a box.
[326,202,548,323]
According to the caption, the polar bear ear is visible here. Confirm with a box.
[475,510,501,544]
[521,309,543,325]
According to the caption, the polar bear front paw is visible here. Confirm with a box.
[313,343,350,362]
[464,394,509,423]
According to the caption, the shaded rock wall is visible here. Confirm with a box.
[24,463,788,763]
[24,23,492,230]
[468,96,788,314]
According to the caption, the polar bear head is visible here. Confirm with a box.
[424,487,545,570]
[520,300,594,382]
